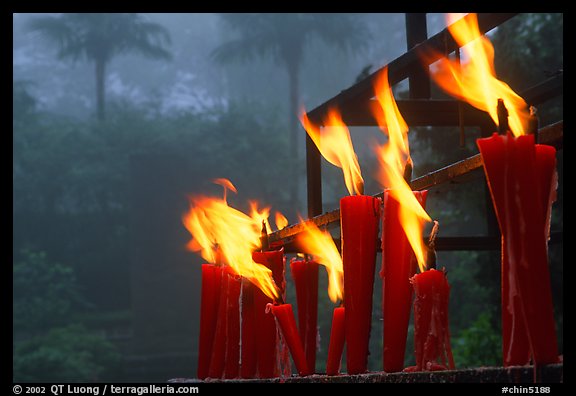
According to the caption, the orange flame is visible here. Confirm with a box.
[300,107,364,196]
[296,219,343,302]
[182,179,280,300]
[426,13,529,136]
[275,211,288,231]
[373,67,431,272]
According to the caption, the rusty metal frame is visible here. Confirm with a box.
[273,13,563,254]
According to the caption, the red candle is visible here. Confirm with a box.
[290,258,319,373]
[240,279,257,378]
[208,267,228,378]
[326,306,346,376]
[406,268,454,372]
[340,195,381,374]
[197,264,223,379]
[270,303,312,376]
[381,189,428,372]
[477,133,559,366]
[224,272,241,379]
[252,248,286,378]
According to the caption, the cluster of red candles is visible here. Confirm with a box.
[190,12,559,380]
[195,191,455,379]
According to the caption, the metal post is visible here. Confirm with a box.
[405,13,431,99]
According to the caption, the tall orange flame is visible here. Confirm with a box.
[427,13,529,136]
[300,107,364,196]
[182,179,280,300]
[296,219,343,302]
[373,68,431,272]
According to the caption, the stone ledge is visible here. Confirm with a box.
[169,363,562,383]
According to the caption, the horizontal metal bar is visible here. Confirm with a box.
[306,13,517,126]
[268,121,563,244]
[333,73,564,127]
[280,232,562,254]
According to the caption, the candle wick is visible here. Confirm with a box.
[497,98,509,135]
[426,220,439,270]
[529,105,539,143]
[260,220,269,252]
[403,156,413,184]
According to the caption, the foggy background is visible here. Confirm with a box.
[13,13,563,382]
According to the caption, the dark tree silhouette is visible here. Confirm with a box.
[212,13,368,208]
[27,13,172,120]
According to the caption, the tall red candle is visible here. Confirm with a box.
[326,306,346,376]
[197,264,223,379]
[208,267,228,378]
[252,248,285,378]
[270,303,312,376]
[240,279,257,378]
[224,272,241,379]
[290,258,319,373]
[407,268,454,372]
[477,132,530,366]
[477,133,559,366]
[340,195,381,374]
[381,189,428,372]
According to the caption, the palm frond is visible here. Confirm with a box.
[26,16,84,61]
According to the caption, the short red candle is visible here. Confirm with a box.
[326,306,346,376]
[224,272,241,379]
[208,268,228,378]
[381,189,428,372]
[290,258,319,373]
[340,195,381,374]
[270,303,312,376]
[252,248,286,378]
[197,264,223,379]
[240,279,257,378]
[477,133,559,366]
[408,268,454,372]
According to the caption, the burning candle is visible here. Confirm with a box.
[301,104,378,375]
[407,267,455,372]
[478,132,559,366]
[196,264,223,379]
[290,257,319,373]
[340,194,381,374]
[371,66,433,373]
[252,248,286,378]
[182,178,284,379]
[426,13,560,367]
[295,218,345,376]
[326,306,346,376]
[269,303,312,376]
[381,189,428,372]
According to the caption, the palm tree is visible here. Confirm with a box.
[27,13,172,121]
[212,13,368,209]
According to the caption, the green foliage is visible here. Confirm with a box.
[13,324,121,382]
[452,312,501,368]
[13,250,121,382]
[13,249,86,333]
[13,98,291,311]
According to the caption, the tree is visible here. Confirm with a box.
[212,13,369,208]
[27,13,172,121]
